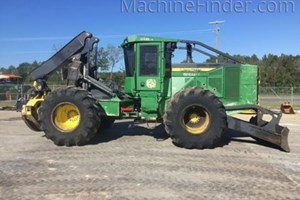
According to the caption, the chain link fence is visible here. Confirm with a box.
[259,87,300,110]
[1,85,300,111]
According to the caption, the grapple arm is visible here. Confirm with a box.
[30,31,93,81]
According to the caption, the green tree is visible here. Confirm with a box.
[0,67,7,74]
[96,47,110,71]
[107,44,123,79]
[95,44,123,80]
[97,71,125,87]
[16,61,39,83]
[6,65,17,74]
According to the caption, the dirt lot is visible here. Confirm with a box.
[0,111,299,200]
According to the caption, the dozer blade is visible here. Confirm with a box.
[226,105,290,152]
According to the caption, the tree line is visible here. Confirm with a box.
[1,47,299,87]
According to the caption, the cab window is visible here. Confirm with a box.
[123,44,135,76]
[139,45,158,76]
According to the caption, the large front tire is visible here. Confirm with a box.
[163,87,227,149]
[39,87,100,146]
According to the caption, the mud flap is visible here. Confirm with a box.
[226,105,290,152]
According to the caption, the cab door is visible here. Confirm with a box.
[136,43,161,92]
[136,43,162,118]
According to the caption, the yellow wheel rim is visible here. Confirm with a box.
[182,105,210,135]
[52,102,80,132]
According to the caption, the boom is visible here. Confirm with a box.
[30,31,93,80]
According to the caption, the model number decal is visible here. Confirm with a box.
[183,73,197,76]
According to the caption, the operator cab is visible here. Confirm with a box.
[122,36,177,97]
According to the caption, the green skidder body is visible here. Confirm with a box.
[171,63,258,107]
[22,31,289,151]
[98,35,258,120]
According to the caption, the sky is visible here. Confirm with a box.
[0,0,299,68]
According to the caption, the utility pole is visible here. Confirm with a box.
[209,20,225,63]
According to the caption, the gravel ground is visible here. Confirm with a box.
[0,111,299,200]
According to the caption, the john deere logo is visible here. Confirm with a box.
[146,79,156,89]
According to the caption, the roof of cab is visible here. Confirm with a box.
[121,35,178,46]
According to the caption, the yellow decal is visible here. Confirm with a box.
[172,68,215,72]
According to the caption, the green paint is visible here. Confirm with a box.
[98,35,258,120]
[98,97,121,117]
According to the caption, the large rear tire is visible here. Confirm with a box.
[39,87,100,146]
[163,87,227,149]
